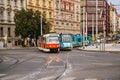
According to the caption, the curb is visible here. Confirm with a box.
[77,48,120,54]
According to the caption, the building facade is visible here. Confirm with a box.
[110,3,119,33]
[0,0,26,46]
[118,14,120,29]
[27,0,55,32]
[81,0,110,37]
[54,0,81,34]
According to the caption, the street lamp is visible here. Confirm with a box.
[82,7,85,49]
[92,14,95,45]
[96,0,98,48]
[41,14,43,35]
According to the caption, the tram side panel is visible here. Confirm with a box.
[38,33,60,53]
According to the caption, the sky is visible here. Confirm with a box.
[108,0,120,14]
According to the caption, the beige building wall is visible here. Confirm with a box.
[54,0,81,34]
[0,0,26,46]
[110,3,118,33]
[118,14,120,29]
[27,0,55,32]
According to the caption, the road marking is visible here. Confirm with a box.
[92,62,113,65]
[0,74,6,77]
[0,74,20,80]
[61,77,76,80]
[85,78,97,80]
[38,76,55,80]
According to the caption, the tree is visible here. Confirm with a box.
[14,9,51,46]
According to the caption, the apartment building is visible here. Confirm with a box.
[27,0,54,32]
[110,3,119,33]
[0,0,26,46]
[118,14,120,29]
[81,0,110,36]
[54,0,81,34]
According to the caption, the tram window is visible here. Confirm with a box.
[41,37,45,42]
[78,38,81,42]
[47,37,59,42]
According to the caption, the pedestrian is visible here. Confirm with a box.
[112,41,116,46]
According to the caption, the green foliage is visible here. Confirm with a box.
[14,9,51,39]
[116,29,120,34]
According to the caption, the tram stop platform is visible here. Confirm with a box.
[79,43,120,52]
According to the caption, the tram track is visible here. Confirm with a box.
[0,55,19,72]
[15,52,60,80]
[0,50,71,80]
[22,51,70,80]
[54,51,70,80]
[0,55,47,80]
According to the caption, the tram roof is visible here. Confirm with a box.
[43,33,59,37]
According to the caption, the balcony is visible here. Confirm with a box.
[6,5,11,8]
[42,5,46,8]
[0,2,4,6]
[0,18,4,22]
[0,4,4,10]
[14,6,18,11]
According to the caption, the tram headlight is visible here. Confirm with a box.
[57,44,59,47]
[49,45,52,48]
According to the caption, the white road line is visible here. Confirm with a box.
[61,77,76,80]
[38,76,55,80]
[0,74,6,77]
[85,78,97,80]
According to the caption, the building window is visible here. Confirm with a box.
[66,23,69,25]
[36,0,39,5]
[55,12,59,19]
[71,24,73,26]
[61,2,64,10]
[62,22,63,25]
[0,11,3,20]
[43,0,45,7]
[49,12,52,18]
[43,11,46,17]
[56,22,59,24]
[76,15,79,21]
[0,0,3,4]
[66,3,69,11]
[0,27,3,37]
[29,0,32,4]
[20,0,23,7]
[49,1,51,8]
[8,27,11,37]
[7,0,10,5]
[7,12,11,21]
[14,0,17,7]
[76,6,79,13]
[56,0,59,9]
[61,13,63,18]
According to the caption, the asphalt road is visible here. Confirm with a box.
[0,48,120,80]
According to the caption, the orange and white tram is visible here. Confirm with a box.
[38,33,60,52]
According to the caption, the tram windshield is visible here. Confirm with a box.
[47,36,59,43]
[62,34,72,42]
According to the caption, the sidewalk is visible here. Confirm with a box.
[0,46,36,50]
[79,43,120,51]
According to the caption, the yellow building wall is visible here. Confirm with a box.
[27,0,55,32]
